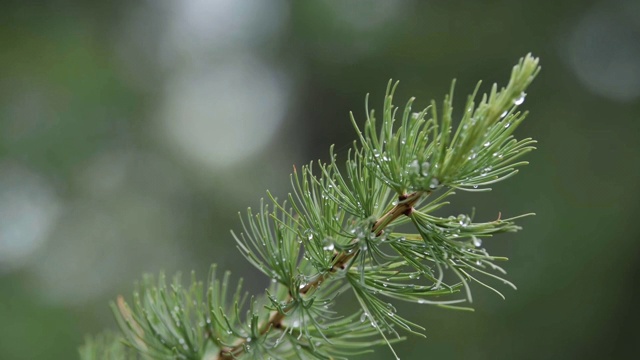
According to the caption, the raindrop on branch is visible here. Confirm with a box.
[472,237,482,247]
[513,92,526,105]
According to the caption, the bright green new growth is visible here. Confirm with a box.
[81,54,540,360]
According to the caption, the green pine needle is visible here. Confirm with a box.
[82,54,541,360]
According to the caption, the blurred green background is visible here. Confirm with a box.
[1,1,639,359]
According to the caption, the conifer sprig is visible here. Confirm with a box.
[82,54,540,360]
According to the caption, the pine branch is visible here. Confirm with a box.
[81,54,540,360]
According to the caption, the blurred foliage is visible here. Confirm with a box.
[1,0,639,359]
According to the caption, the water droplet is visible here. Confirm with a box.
[476,260,482,266]
[504,122,511,128]
[418,299,427,304]
[513,92,526,105]
[484,141,491,147]
[429,178,440,189]
[473,185,478,189]
[360,313,368,322]
[408,159,420,174]
[458,214,471,227]
[421,162,430,176]
[179,338,185,344]
[500,110,508,119]
[246,337,252,342]
[473,237,482,247]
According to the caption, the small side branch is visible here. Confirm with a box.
[372,191,424,235]
[217,191,426,359]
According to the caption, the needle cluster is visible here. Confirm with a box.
[81,54,540,360]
